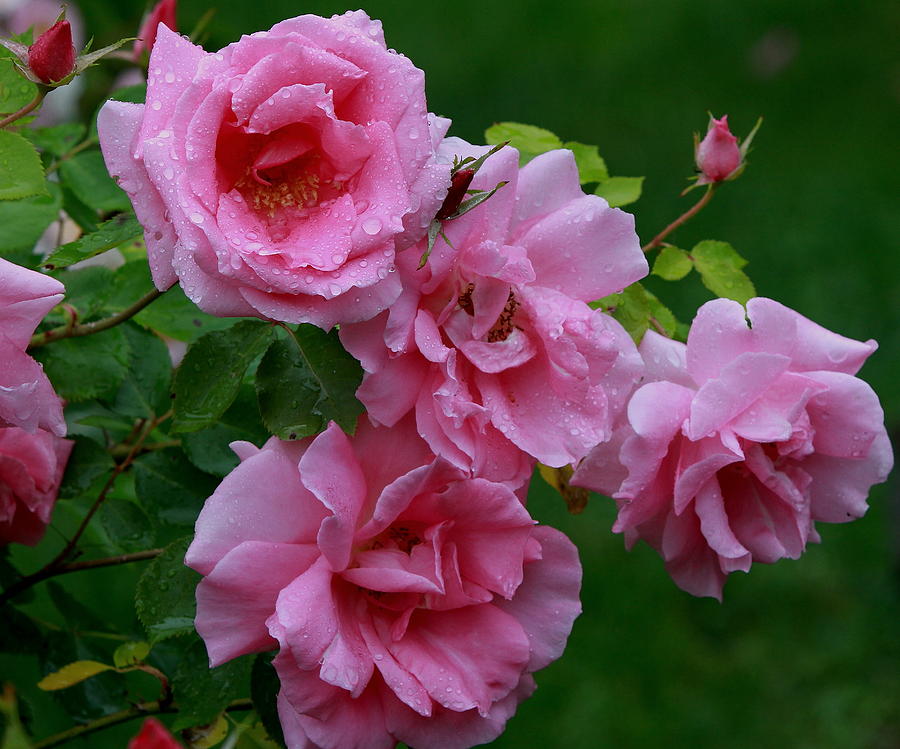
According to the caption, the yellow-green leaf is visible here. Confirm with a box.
[113,641,150,668]
[37,661,114,691]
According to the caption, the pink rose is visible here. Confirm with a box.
[0,258,66,436]
[0,426,72,546]
[185,416,581,749]
[98,12,450,328]
[572,297,893,599]
[340,140,647,483]
[133,0,177,61]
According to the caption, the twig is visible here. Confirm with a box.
[641,184,717,253]
[32,699,254,749]
[0,91,43,129]
[29,288,165,348]
[45,136,99,175]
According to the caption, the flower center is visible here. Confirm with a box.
[456,283,521,342]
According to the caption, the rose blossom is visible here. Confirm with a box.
[340,140,647,483]
[0,426,72,546]
[572,297,893,599]
[0,258,66,436]
[98,12,450,329]
[695,114,741,184]
[185,416,581,749]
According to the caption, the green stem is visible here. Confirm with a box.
[32,699,254,749]
[109,440,180,458]
[45,136,99,175]
[641,184,717,253]
[29,287,165,349]
[0,91,43,129]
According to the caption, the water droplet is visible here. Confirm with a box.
[151,100,162,111]
[190,212,204,224]
[165,71,175,83]
[362,217,382,235]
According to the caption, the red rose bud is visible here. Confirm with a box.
[695,115,741,183]
[127,717,182,749]
[27,20,75,84]
[436,168,475,220]
[134,0,178,60]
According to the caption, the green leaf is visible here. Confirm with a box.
[0,56,36,115]
[171,638,253,730]
[0,606,41,654]
[251,654,287,748]
[47,581,107,632]
[37,661,114,691]
[256,325,364,439]
[133,449,218,527]
[98,498,156,553]
[691,239,756,304]
[594,176,644,208]
[112,641,150,668]
[54,266,114,319]
[58,436,115,499]
[24,123,87,158]
[111,324,172,420]
[644,288,679,338]
[484,121,562,164]
[652,246,693,281]
[60,184,98,233]
[593,283,651,343]
[173,321,275,433]
[0,183,61,261]
[181,385,268,476]
[58,150,131,214]
[562,141,609,183]
[0,131,48,201]
[135,536,200,644]
[42,211,141,270]
[31,327,130,402]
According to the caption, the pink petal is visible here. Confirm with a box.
[299,423,367,571]
[686,298,754,385]
[804,371,886,458]
[194,540,318,666]
[494,526,582,671]
[0,258,64,347]
[638,331,693,388]
[513,149,584,225]
[0,338,66,436]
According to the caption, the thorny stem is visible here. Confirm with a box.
[0,411,172,605]
[641,184,717,254]
[32,699,254,749]
[0,91,44,129]
[29,287,165,348]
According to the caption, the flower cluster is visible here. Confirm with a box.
[78,8,892,749]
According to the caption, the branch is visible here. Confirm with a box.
[0,91,43,129]
[29,287,165,348]
[641,184,717,254]
[32,699,254,749]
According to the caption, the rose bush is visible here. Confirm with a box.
[0,258,66,436]
[572,297,893,598]
[340,140,648,483]
[0,426,72,546]
[99,12,450,328]
[185,416,581,749]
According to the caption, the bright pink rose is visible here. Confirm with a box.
[695,115,741,184]
[133,0,177,61]
[0,426,72,546]
[340,140,647,483]
[572,297,893,599]
[186,417,581,749]
[127,717,182,749]
[98,13,450,329]
[0,258,66,436]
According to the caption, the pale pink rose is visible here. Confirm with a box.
[185,416,581,749]
[0,258,66,436]
[0,426,72,546]
[98,13,450,329]
[340,140,647,483]
[695,115,741,184]
[572,297,893,599]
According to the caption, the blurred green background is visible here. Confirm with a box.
[6,0,900,747]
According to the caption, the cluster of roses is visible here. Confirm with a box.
[1,9,891,749]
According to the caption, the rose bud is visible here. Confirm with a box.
[695,115,741,183]
[127,717,182,749]
[435,168,475,220]
[133,0,177,60]
[27,19,75,84]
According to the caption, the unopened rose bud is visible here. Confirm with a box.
[695,115,741,183]
[27,20,75,84]
[436,168,475,220]
[134,0,177,60]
